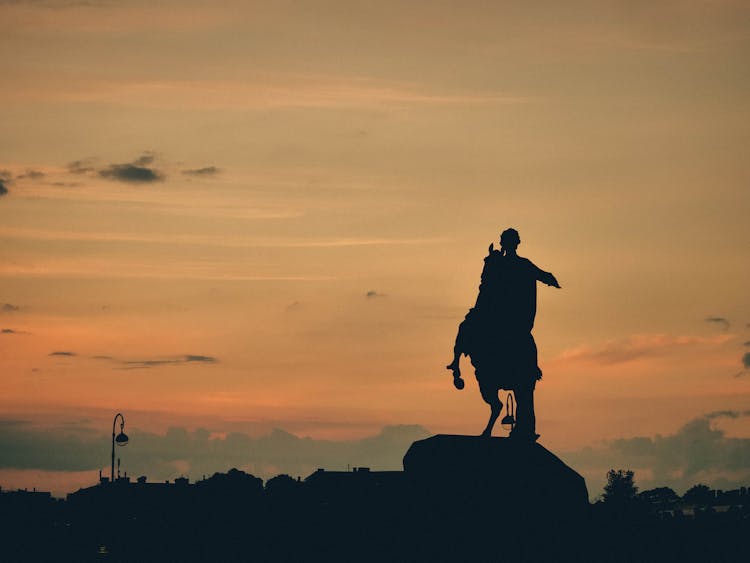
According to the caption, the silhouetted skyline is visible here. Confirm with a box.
[2,459,748,561]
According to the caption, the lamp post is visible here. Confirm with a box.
[111,413,129,483]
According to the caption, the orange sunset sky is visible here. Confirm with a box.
[1,1,749,497]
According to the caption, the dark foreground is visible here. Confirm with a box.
[2,436,748,562]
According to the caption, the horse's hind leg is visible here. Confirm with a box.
[478,380,502,438]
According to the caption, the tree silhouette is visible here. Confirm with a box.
[265,473,300,499]
[683,483,713,506]
[638,487,679,506]
[603,469,638,504]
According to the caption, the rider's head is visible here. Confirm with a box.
[500,228,520,251]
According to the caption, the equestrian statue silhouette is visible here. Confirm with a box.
[446,228,560,440]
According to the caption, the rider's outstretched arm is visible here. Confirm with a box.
[532,264,561,288]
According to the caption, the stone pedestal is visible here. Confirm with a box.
[404,434,588,511]
[402,434,589,558]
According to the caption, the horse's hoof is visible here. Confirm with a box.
[453,377,465,390]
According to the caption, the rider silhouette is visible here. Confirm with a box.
[447,228,560,440]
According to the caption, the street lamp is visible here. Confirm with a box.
[111,412,129,482]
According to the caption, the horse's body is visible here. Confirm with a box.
[457,309,540,436]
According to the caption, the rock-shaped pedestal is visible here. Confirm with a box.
[403,434,589,543]
[405,435,586,500]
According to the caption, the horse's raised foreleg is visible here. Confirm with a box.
[479,381,502,438]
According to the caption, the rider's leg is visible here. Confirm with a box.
[511,334,540,440]
[511,377,537,440]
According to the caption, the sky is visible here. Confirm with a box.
[1,0,749,498]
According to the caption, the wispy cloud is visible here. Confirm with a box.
[705,316,731,330]
[132,151,156,166]
[1,303,20,313]
[49,351,76,357]
[1,328,29,335]
[182,166,219,176]
[740,352,750,373]
[119,355,217,370]
[91,354,218,370]
[0,171,11,196]
[0,1,110,7]
[99,163,163,183]
[558,334,733,365]
[1,1,230,34]
[16,169,44,180]
[65,153,164,183]
[705,410,750,420]
[365,290,386,299]
[285,301,302,312]
[2,75,537,111]
[0,226,444,249]
[0,259,337,282]
[67,159,96,175]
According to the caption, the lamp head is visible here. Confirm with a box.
[500,414,516,431]
[115,432,129,446]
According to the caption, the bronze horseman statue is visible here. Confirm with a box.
[446,228,560,440]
